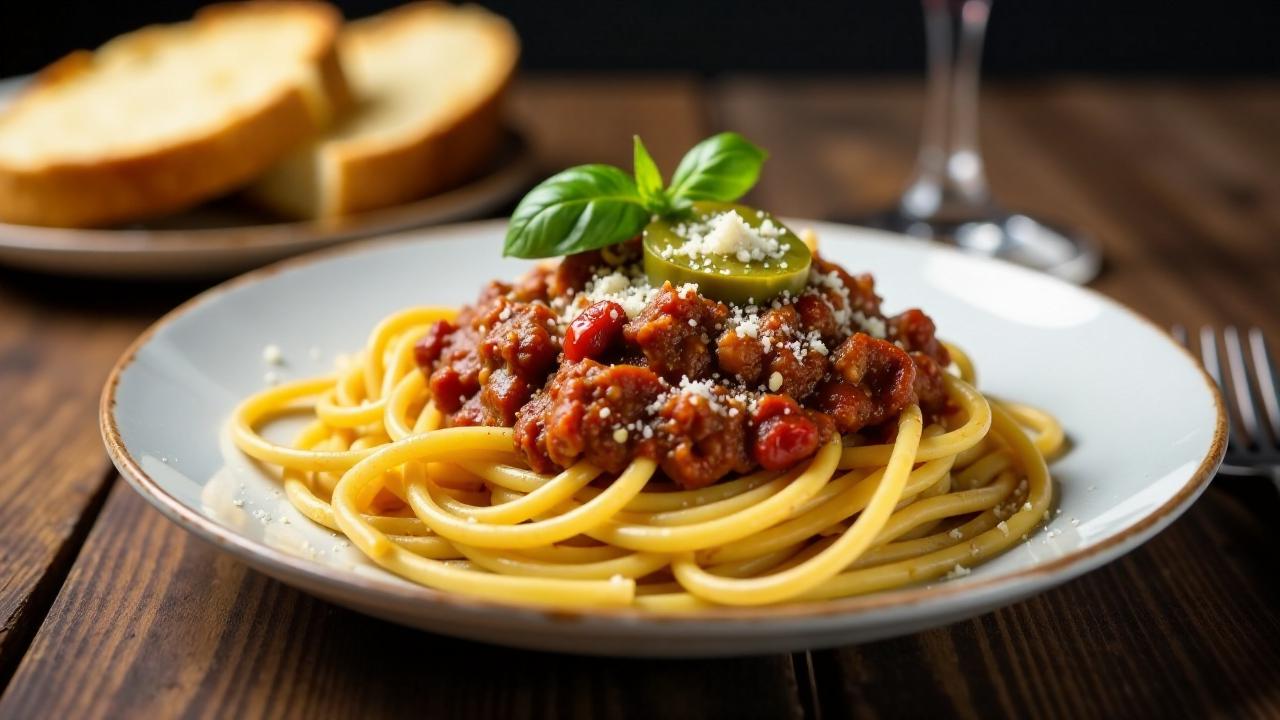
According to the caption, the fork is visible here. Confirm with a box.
[1173,325,1280,489]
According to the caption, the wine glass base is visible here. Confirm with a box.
[859,211,1103,285]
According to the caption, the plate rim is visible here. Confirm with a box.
[99,219,1228,625]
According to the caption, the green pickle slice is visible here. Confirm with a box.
[642,201,811,305]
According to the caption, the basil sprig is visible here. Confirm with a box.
[503,132,767,258]
[632,136,666,212]
[667,132,766,208]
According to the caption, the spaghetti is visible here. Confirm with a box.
[230,234,1061,611]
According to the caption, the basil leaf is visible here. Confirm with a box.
[632,135,665,209]
[667,132,767,204]
[503,165,650,259]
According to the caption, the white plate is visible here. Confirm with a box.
[100,219,1225,657]
[0,75,535,279]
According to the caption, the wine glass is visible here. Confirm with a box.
[868,0,1102,285]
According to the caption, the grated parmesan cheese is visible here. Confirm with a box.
[262,344,283,365]
[671,210,791,262]
[560,266,666,323]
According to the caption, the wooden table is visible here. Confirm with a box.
[1,76,1278,719]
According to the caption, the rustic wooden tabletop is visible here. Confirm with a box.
[0,76,1278,720]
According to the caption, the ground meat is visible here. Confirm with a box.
[413,320,456,367]
[889,308,950,366]
[427,325,483,413]
[548,250,601,298]
[624,283,728,382]
[471,280,513,315]
[652,386,753,489]
[716,305,826,399]
[422,282,516,413]
[478,368,534,426]
[514,359,757,489]
[451,393,489,427]
[716,330,765,382]
[514,360,666,475]
[818,333,917,433]
[765,344,827,400]
[794,294,839,342]
[757,305,799,339]
[910,352,949,417]
[545,241,643,300]
[715,306,793,387]
[512,390,555,472]
[511,264,553,303]
[422,295,559,422]
[477,303,560,382]
[812,255,882,317]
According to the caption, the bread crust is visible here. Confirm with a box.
[326,73,510,216]
[251,3,520,219]
[0,2,349,227]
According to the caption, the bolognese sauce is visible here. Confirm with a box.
[415,238,952,490]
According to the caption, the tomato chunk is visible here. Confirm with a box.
[753,414,821,470]
[563,300,627,362]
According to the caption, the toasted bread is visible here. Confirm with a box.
[0,2,350,227]
[248,3,518,219]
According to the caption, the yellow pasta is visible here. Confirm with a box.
[230,310,1060,610]
[222,192,1071,611]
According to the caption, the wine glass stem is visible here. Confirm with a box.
[901,0,994,223]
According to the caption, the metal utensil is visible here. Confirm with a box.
[1174,325,1280,488]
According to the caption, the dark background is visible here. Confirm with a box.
[1,0,1278,78]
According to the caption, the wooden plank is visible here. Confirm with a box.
[807,484,1280,719]
[0,485,803,720]
[982,81,1280,335]
[0,271,195,685]
[714,78,1280,718]
[713,78,923,219]
[0,76,807,720]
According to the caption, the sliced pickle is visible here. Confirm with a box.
[642,201,811,305]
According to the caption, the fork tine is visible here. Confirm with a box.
[1201,326,1250,450]
[1172,324,1188,348]
[1247,328,1280,447]
[1223,326,1262,448]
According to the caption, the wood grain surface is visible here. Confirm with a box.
[1,76,1278,719]
[0,484,806,720]
[0,271,199,683]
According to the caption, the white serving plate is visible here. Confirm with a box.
[100,219,1225,657]
[0,75,534,278]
